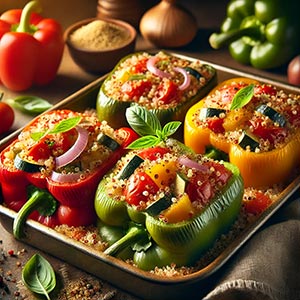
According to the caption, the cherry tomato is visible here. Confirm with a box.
[124,171,159,206]
[57,204,97,227]
[243,191,272,215]
[0,102,14,134]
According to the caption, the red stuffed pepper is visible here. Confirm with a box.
[0,109,138,238]
[0,1,64,91]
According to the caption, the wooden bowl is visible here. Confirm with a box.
[64,17,136,74]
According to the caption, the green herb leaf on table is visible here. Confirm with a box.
[22,254,56,300]
[126,106,181,149]
[230,84,255,110]
[7,96,53,114]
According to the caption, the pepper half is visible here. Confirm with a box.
[96,51,217,132]
[184,77,300,188]
[94,139,244,270]
[0,1,64,91]
[0,109,138,237]
[209,0,300,69]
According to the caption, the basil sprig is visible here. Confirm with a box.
[22,254,56,300]
[8,95,53,115]
[125,106,181,149]
[30,116,81,141]
[230,84,255,110]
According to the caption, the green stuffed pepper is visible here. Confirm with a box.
[94,107,244,271]
[96,51,217,132]
[209,0,300,69]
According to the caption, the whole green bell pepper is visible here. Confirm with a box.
[209,0,300,69]
[94,141,244,271]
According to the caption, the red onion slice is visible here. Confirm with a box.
[55,126,88,169]
[174,67,191,90]
[50,171,82,183]
[178,156,209,172]
[146,56,172,78]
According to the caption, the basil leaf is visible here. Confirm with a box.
[30,116,81,141]
[8,96,53,114]
[127,135,160,149]
[30,131,46,141]
[230,84,255,110]
[161,121,181,138]
[126,106,161,136]
[22,254,56,300]
[49,116,81,134]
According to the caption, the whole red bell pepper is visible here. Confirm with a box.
[0,1,64,91]
[0,109,139,238]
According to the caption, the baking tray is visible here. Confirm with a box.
[1,54,300,300]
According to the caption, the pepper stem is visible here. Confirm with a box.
[13,187,57,239]
[209,27,262,49]
[104,224,148,257]
[16,0,42,34]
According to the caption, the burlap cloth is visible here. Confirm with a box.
[203,198,300,300]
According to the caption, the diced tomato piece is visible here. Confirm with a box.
[204,161,232,185]
[243,191,272,215]
[154,79,179,104]
[131,57,148,73]
[255,84,277,97]
[250,118,288,144]
[186,173,214,206]
[121,80,152,99]
[206,117,225,133]
[124,171,159,206]
[138,146,170,161]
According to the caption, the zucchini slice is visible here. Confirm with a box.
[14,154,43,173]
[255,104,286,127]
[146,194,173,216]
[238,131,260,151]
[117,155,144,180]
[174,172,188,196]
[97,133,120,151]
[199,107,226,120]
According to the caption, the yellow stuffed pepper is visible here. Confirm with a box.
[184,77,300,188]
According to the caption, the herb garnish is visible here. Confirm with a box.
[230,84,255,110]
[125,106,181,149]
[22,254,56,300]
[30,116,81,141]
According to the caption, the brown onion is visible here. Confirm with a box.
[287,55,300,86]
[139,0,198,48]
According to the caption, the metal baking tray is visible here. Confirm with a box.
[1,54,300,300]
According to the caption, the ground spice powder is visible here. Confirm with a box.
[70,20,130,51]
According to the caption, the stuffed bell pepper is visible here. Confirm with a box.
[96,51,217,133]
[94,106,244,270]
[0,109,138,238]
[184,77,300,188]
[209,0,300,69]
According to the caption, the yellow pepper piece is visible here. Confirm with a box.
[184,77,300,188]
[163,193,194,223]
[145,160,177,188]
